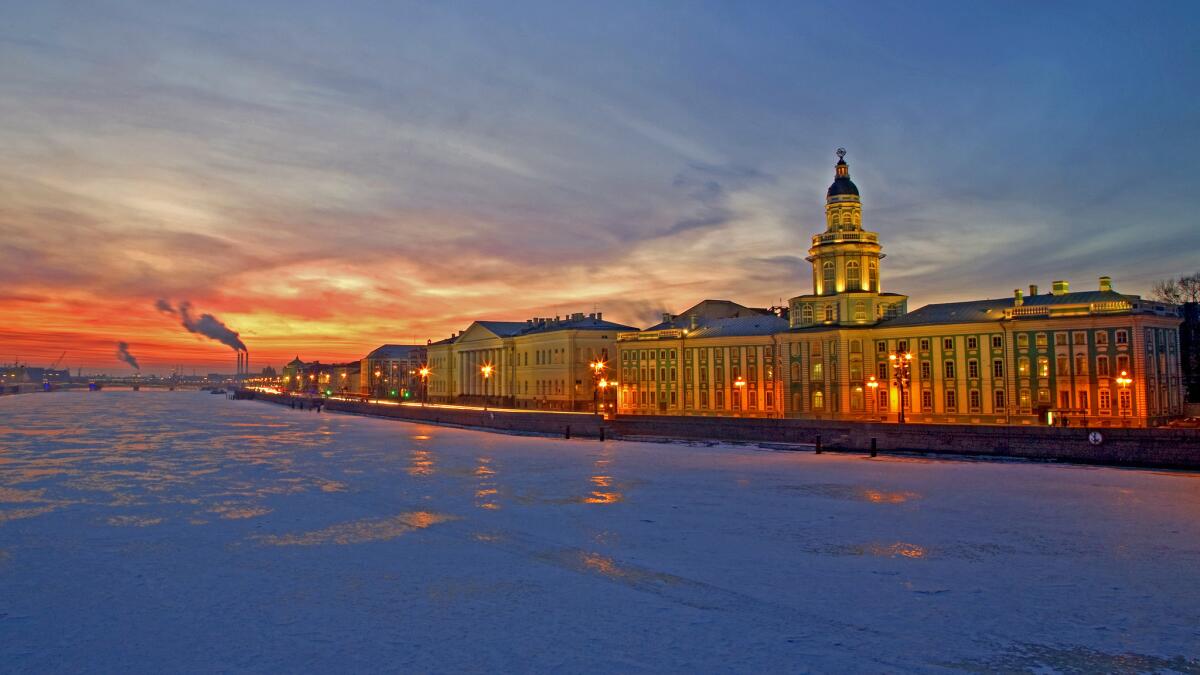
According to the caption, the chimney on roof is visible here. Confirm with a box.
[588,312,595,319]
[1099,275,1112,292]
[1029,284,1038,297]
[1014,289,1023,306]
[596,312,603,320]
[662,312,671,323]
[689,314,699,330]
[1052,280,1069,296]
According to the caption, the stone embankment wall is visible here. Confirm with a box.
[243,390,1200,469]
[250,391,605,438]
[609,415,1200,469]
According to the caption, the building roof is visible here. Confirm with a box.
[475,321,529,337]
[645,299,772,331]
[364,344,425,360]
[684,314,790,338]
[878,289,1143,328]
[520,315,639,335]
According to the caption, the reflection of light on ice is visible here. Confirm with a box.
[255,511,457,546]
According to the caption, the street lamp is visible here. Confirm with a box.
[480,363,494,410]
[419,366,431,406]
[888,352,912,424]
[867,375,879,419]
[734,376,747,416]
[589,359,607,415]
[1116,370,1132,416]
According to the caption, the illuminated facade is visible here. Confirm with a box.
[427,313,637,411]
[617,150,1184,427]
[359,344,425,399]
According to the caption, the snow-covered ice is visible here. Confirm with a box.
[1,391,1198,672]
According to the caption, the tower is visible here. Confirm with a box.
[789,149,907,327]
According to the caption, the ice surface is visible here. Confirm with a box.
[1,391,1198,672]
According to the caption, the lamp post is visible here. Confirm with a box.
[1116,370,1132,417]
[480,363,493,411]
[888,352,912,424]
[734,376,747,416]
[373,368,382,401]
[867,375,879,420]
[589,359,607,415]
[419,366,430,406]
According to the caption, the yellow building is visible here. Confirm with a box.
[617,150,1184,427]
[427,312,637,410]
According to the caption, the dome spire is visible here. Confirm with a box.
[827,147,859,198]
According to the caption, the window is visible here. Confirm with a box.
[944,360,956,378]
[1119,389,1131,411]
[1055,333,1067,346]
[920,361,931,379]
[765,391,774,409]
[878,389,888,410]
[822,261,836,293]
[1038,357,1049,378]
[850,340,861,353]
[812,390,825,410]
[877,341,887,354]
[1074,355,1087,375]
[919,338,930,352]
[846,261,861,290]
[1116,355,1129,374]
[867,260,878,290]
[1019,389,1031,411]
[943,338,954,350]
[994,389,1006,411]
[1056,356,1068,374]
[1097,356,1109,376]
[801,304,813,325]
[968,360,979,379]
[811,362,823,380]
[1018,334,1030,349]
[1078,391,1088,410]
[946,390,958,412]
[993,359,1004,378]
[824,305,835,322]
[748,391,757,409]
[967,336,979,350]
[1060,391,1071,409]
[1115,330,1128,345]
[854,302,866,321]
[922,390,933,411]
[969,390,981,411]
[1096,331,1108,346]
[1036,334,1048,348]
[1099,389,1111,411]
[715,390,724,409]
[1038,388,1051,404]
[992,335,1003,349]
[1073,332,1087,345]
[878,362,888,380]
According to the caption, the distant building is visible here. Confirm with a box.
[616,150,1184,427]
[427,313,638,410]
[1182,302,1200,405]
[360,345,426,399]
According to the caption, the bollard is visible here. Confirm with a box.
[870,437,877,458]
[815,434,822,454]
[599,427,605,442]
[565,425,571,440]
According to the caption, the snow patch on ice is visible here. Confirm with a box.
[252,511,457,546]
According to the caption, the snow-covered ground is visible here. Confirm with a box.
[1,391,1198,672]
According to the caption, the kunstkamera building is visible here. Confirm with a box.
[615,150,1183,427]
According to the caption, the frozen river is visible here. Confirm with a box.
[1,391,1198,672]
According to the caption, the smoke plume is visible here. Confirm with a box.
[116,341,140,370]
[154,299,248,353]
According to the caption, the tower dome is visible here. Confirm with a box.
[827,148,859,198]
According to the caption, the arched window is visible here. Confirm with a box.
[801,304,813,325]
[840,212,852,227]
[824,305,835,322]
[846,261,861,290]
[790,362,800,381]
[867,260,878,291]
[822,261,836,293]
[812,390,825,410]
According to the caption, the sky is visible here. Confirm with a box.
[2,1,1198,374]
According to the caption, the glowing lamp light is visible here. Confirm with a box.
[1116,371,1132,387]
[419,366,430,379]
[867,375,878,390]
[734,376,746,388]
[481,364,494,378]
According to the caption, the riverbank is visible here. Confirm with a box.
[242,389,1200,470]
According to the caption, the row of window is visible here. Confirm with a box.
[623,388,776,411]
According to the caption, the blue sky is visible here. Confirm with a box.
[1,0,1197,368]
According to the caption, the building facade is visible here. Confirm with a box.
[427,313,637,411]
[359,345,426,400]
[617,150,1184,427]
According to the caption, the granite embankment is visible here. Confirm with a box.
[243,390,1200,470]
